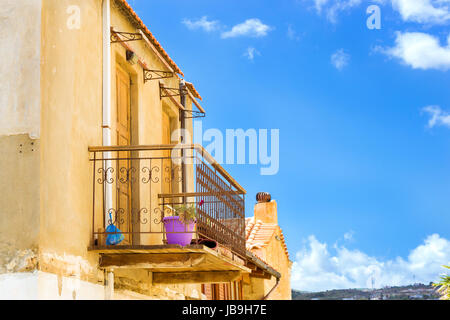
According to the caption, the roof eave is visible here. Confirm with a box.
[115,0,184,76]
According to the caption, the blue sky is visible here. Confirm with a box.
[129,0,450,291]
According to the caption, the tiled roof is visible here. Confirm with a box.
[116,0,184,76]
[114,1,206,102]
[185,82,202,101]
[245,217,290,260]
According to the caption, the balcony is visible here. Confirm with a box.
[87,144,249,281]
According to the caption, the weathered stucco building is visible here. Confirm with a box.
[203,193,292,300]
[0,0,291,300]
[244,194,292,300]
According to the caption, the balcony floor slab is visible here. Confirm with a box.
[88,244,250,274]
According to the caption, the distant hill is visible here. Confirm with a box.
[292,283,440,300]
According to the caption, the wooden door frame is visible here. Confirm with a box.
[115,63,140,245]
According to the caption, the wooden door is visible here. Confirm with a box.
[116,66,132,244]
[202,284,213,300]
[162,112,172,195]
[202,283,234,300]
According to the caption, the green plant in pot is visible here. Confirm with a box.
[174,204,197,224]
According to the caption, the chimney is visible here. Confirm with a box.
[254,192,277,224]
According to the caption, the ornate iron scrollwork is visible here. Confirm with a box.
[143,69,174,82]
[119,167,137,183]
[107,208,125,225]
[97,167,114,184]
[142,166,160,183]
[111,31,143,43]
[131,208,149,225]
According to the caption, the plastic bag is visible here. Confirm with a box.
[105,213,124,245]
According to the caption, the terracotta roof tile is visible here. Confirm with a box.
[114,1,207,102]
[245,216,290,260]
[185,82,202,101]
[117,0,184,76]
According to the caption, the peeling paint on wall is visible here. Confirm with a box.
[0,271,206,300]
[0,247,37,274]
[0,134,40,275]
[40,251,94,278]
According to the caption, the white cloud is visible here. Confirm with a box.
[221,19,272,39]
[243,47,260,60]
[327,0,362,23]
[292,234,450,292]
[309,0,363,23]
[308,0,450,25]
[423,105,450,128]
[391,0,450,24]
[344,230,355,241]
[287,24,302,41]
[385,32,450,71]
[331,49,350,70]
[313,0,330,12]
[182,16,219,32]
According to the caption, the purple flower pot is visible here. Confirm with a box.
[163,216,196,246]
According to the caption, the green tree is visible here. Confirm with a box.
[433,266,450,300]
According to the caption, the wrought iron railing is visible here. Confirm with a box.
[89,144,246,256]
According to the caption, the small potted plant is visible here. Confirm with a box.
[163,202,199,246]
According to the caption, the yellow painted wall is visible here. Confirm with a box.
[1,0,225,301]
[0,0,42,274]
[264,229,292,300]
[0,135,40,273]
[40,0,103,284]
[38,0,199,299]
[243,200,292,300]
[0,0,42,138]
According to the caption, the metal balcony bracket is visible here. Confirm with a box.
[159,85,188,99]
[183,109,206,119]
[111,31,143,44]
[144,69,174,82]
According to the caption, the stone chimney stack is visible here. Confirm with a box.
[254,192,277,224]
